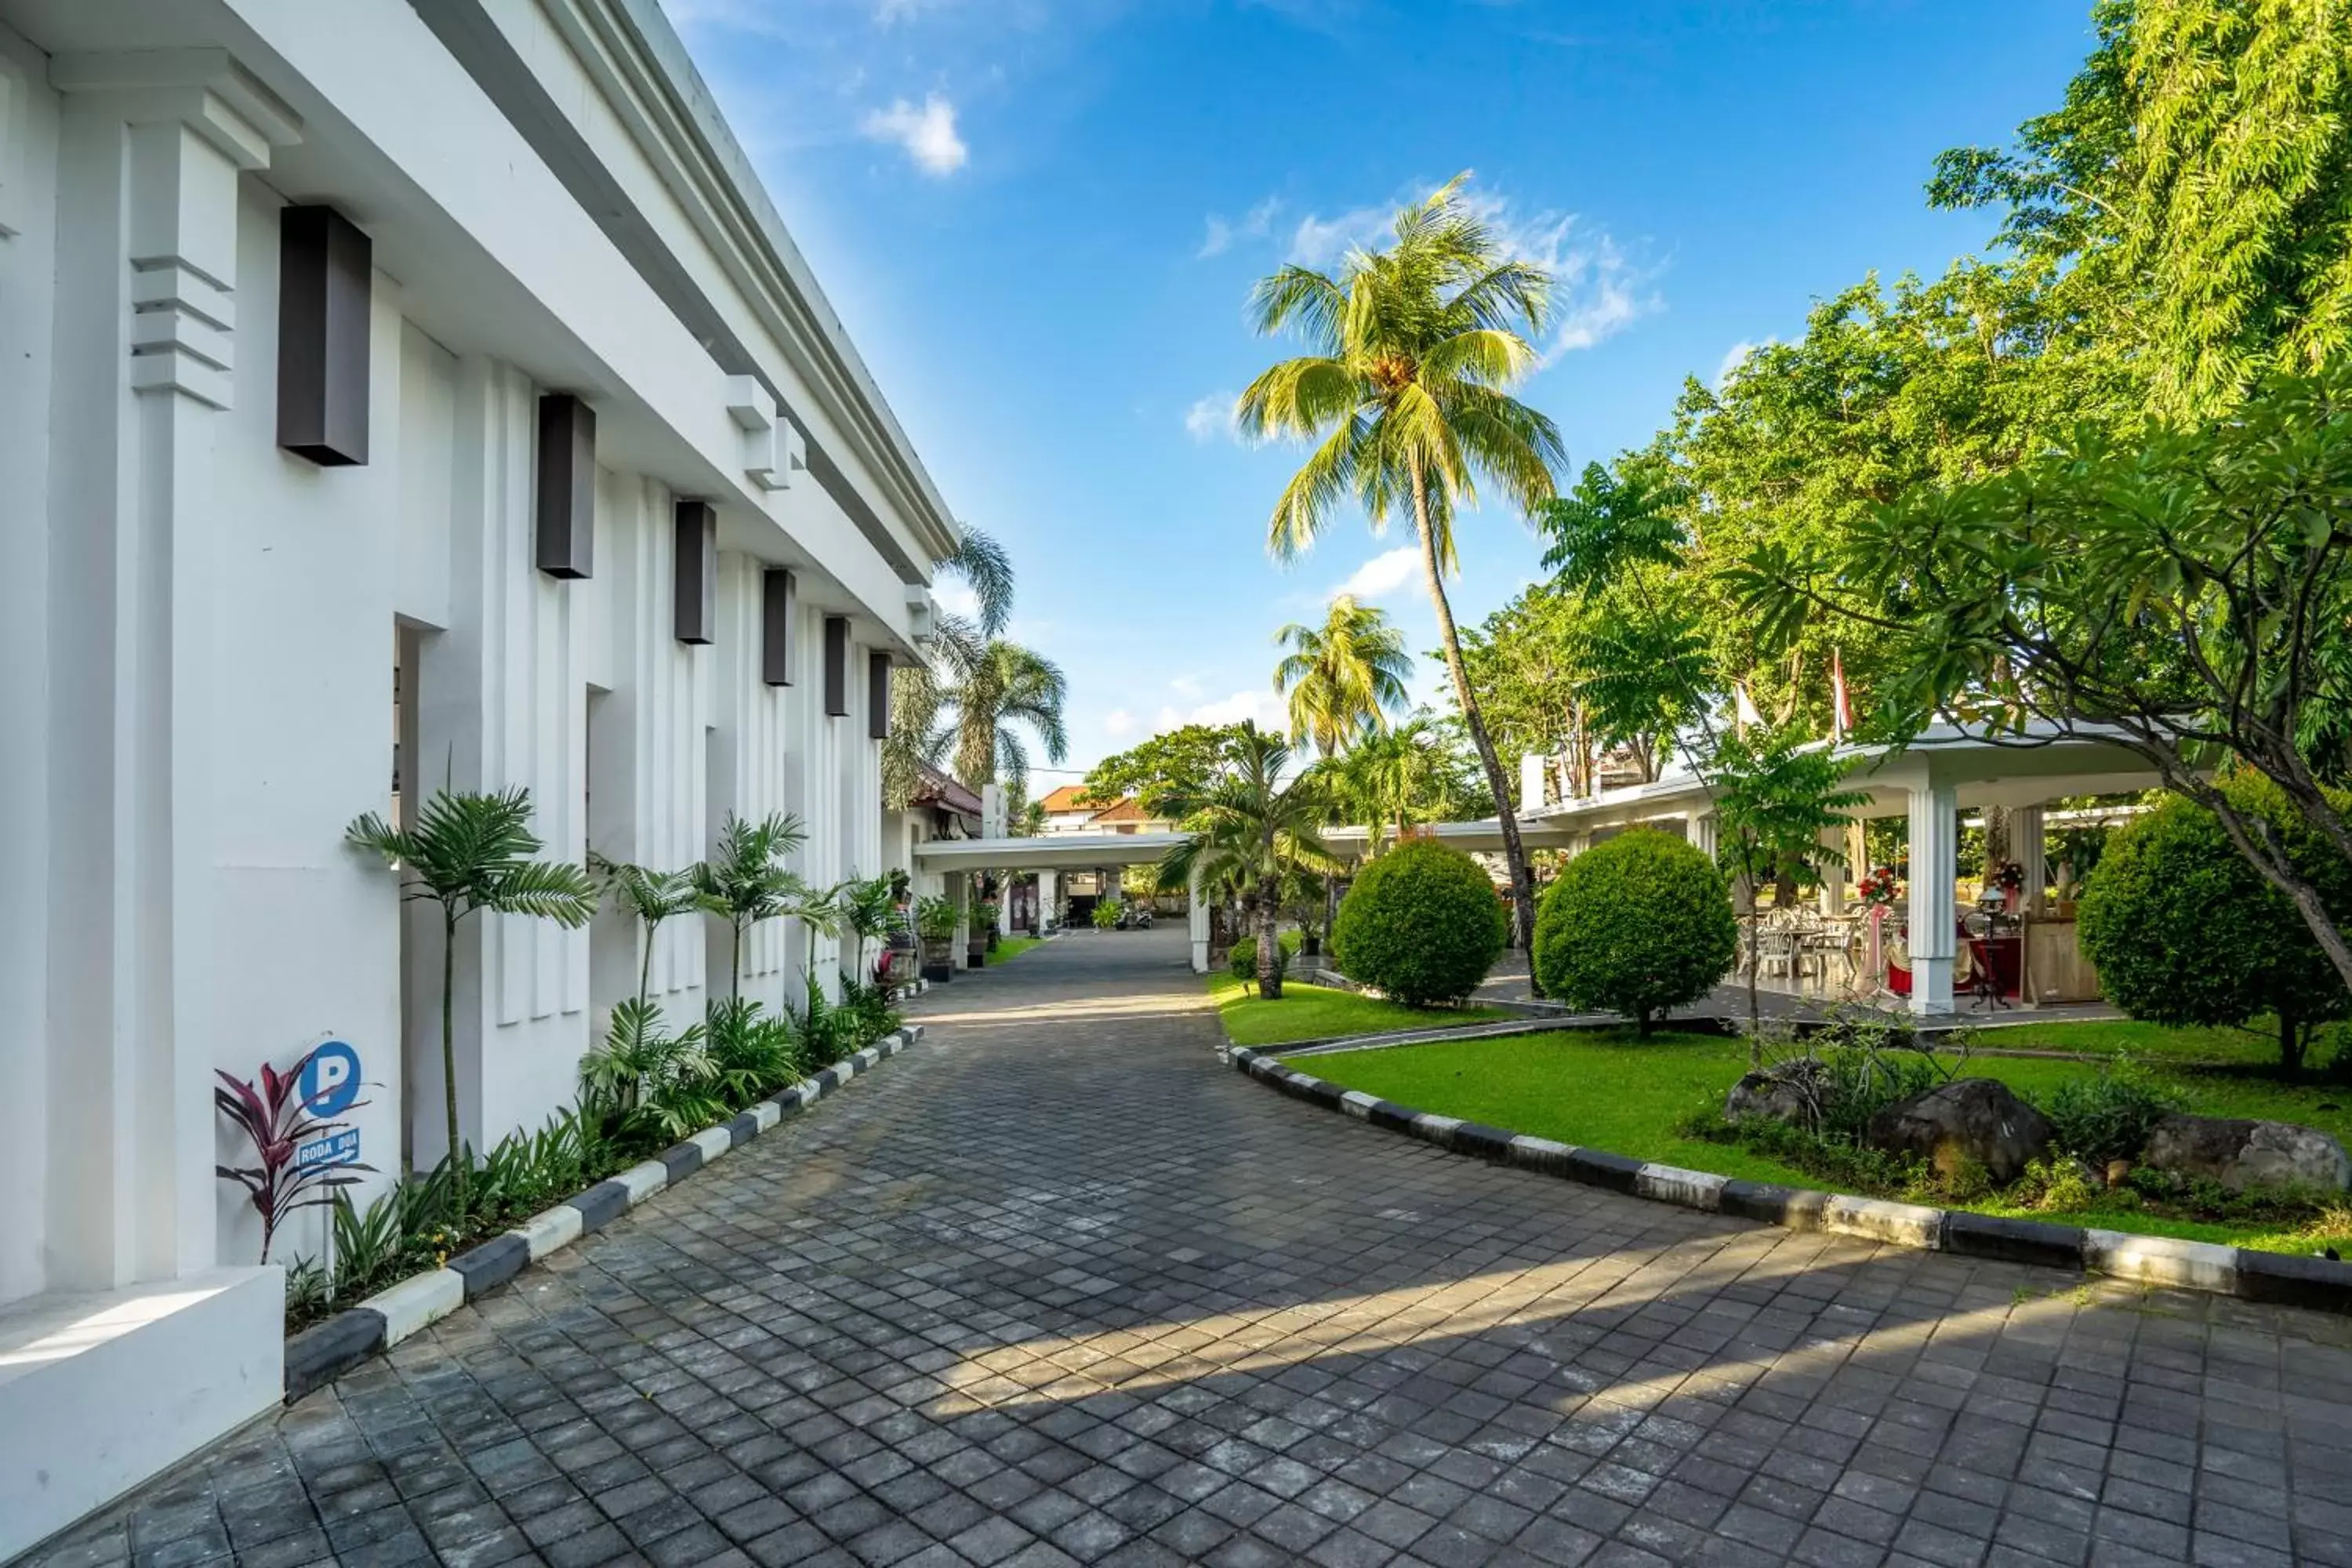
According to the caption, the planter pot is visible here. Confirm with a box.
[920,937,955,982]
[966,938,986,970]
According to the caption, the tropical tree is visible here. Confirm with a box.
[348,787,598,1213]
[588,851,701,1012]
[1238,173,1566,974]
[1086,723,1247,810]
[1273,594,1413,755]
[692,811,809,1000]
[1154,724,1338,999]
[886,525,1017,808]
[931,638,1070,793]
[1319,714,1486,857]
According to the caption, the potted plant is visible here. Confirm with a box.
[978,897,1000,955]
[916,895,958,982]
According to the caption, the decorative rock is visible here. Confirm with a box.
[2141,1114,2351,1192]
[1866,1077,2054,1185]
[1724,1058,1828,1126]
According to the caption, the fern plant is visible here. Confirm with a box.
[579,997,721,1149]
[348,786,597,1214]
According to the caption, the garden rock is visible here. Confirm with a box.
[2141,1114,2351,1192]
[1725,1058,1828,1126]
[1866,1078,2055,1185]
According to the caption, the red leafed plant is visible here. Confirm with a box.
[214,1044,374,1264]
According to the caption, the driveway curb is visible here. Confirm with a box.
[283,1025,927,1404]
[1226,1043,2352,1315]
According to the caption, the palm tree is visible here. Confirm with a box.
[1238,173,1566,978]
[1274,594,1413,756]
[1155,723,1337,1000]
[932,638,1069,792]
[691,811,809,1000]
[887,526,1015,808]
[589,851,702,1012]
[348,787,599,1213]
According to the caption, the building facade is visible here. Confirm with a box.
[0,0,956,1551]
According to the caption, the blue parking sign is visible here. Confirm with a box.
[299,1040,363,1117]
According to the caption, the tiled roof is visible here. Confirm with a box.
[1085,796,1166,826]
[910,762,983,816]
[1038,784,1100,813]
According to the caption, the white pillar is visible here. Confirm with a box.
[1818,822,1848,917]
[949,870,971,968]
[1519,753,1545,814]
[1687,812,1718,862]
[1039,868,1059,931]
[1189,862,1210,974]
[2016,804,2048,915]
[1565,832,1591,862]
[1098,865,1121,906]
[980,782,1005,840]
[1907,780,1958,1014]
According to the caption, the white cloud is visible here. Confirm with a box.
[1103,707,1138,740]
[1184,390,1241,444]
[1330,546,1419,602]
[1287,204,1392,269]
[1713,337,1770,388]
[1168,673,1203,700]
[933,581,981,619]
[1199,195,1282,259]
[1185,689,1290,730]
[860,94,967,175]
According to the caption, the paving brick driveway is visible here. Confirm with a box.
[29,928,2352,1567]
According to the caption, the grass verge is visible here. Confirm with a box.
[985,935,1044,967]
[1284,1027,2352,1256]
[1209,972,1514,1048]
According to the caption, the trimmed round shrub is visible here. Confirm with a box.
[2078,777,2352,1076]
[1330,838,1508,1007]
[1227,929,1300,982]
[1534,829,1737,1035]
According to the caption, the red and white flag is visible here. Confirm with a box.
[1831,647,1855,743]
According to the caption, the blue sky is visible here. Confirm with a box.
[668,0,2099,784]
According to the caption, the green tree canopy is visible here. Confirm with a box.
[1084,723,1248,811]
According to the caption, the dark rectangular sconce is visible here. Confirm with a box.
[823,616,851,717]
[868,652,891,740]
[673,500,715,644]
[536,394,595,579]
[761,568,795,686]
[277,205,371,466]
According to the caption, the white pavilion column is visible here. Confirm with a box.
[2015,804,2048,914]
[1907,779,1959,1014]
[949,870,971,969]
[1519,753,1545,814]
[1818,822,1849,917]
[1039,868,1058,931]
[1189,863,1210,974]
[1687,811,1718,862]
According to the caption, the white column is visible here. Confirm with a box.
[1098,865,1121,906]
[1907,779,1958,1014]
[2016,804,2048,914]
[1189,862,1210,974]
[1818,822,1848,917]
[949,870,971,969]
[1519,753,1544,814]
[1687,812,1718,862]
[44,53,299,1292]
[980,781,1005,840]
[1039,868,1058,931]
[995,879,1013,937]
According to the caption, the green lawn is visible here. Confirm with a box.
[1969,1015,2326,1069]
[1209,973,1514,1047]
[984,935,1043,967]
[1284,1027,2352,1255]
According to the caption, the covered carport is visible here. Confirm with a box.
[910,832,1214,972]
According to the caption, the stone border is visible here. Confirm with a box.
[282,1025,927,1403]
[1227,1044,2352,1316]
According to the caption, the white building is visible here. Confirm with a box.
[0,0,958,1552]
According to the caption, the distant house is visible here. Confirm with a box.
[1036,786,1174,837]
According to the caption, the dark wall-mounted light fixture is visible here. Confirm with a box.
[277,205,372,466]
[762,568,795,686]
[535,394,595,579]
[673,500,716,644]
[869,652,891,740]
[823,617,851,717]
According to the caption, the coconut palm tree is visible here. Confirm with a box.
[886,526,1015,808]
[348,786,599,1213]
[931,638,1070,793]
[1238,173,1565,977]
[1154,724,1337,1000]
[1274,594,1413,756]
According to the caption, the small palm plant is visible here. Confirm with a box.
[578,997,721,1147]
[1156,724,1338,1000]
[693,811,809,1000]
[589,851,703,1011]
[348,786,598,1214]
